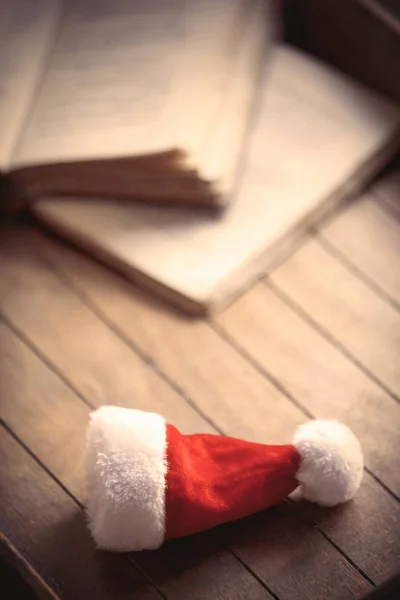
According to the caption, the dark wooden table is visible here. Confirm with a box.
[1,170,400,599]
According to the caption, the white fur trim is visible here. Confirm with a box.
[293,420,363,506]
[86,406,167,551]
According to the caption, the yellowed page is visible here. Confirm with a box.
[0,0,62,170]
[11,0,248,170]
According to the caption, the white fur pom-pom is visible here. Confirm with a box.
[293,420,363,506]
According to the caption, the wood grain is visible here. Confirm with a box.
[0,424,162,600]
[217,502,372,599]
[0,320,87,500]
[0,321,274,600]
[319,194,400,305]
[2,333,368,600]
[215,282,400,581]
[0,230,215,437]
[0,229,374,598]
[0,228,305,444]
[269,239,400,397]
[0,322,366,600]
[28,227,400,585]
[294,472,400,585]
[144,503,372,600]
[216,282,400,496]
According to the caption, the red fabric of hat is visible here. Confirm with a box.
[165,424,300,539]
[86,406,364,552]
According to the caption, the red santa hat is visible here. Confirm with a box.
[86,406,363,552]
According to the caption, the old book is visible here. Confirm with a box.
[0,0,274,208]
[33,45,400,314]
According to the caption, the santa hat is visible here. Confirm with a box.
[86,406,363,552]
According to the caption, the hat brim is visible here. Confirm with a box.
[86,406,167,551]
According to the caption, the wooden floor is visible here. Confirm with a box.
[1,169,400,600]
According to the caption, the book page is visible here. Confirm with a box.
[0,0,62,170]
[198,0,275,197]
[11,0,247,170]
[33,45,400,311]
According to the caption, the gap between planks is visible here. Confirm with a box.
[0,422,174,600]
[0,227,398,588]
[37,223,400,497]
[1,319,369,600]
[0,421,169,600]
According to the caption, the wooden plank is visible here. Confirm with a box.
[0,230,373,598]
[0,424,162,600]
[27,227,399,585]
[269,239,400,398]
[0,327,371,600]
[0,322,273,600]
[358,572,400,600]
[0,324,368,600]
[294,472,400,585]
[0,319,87,500]
[0,227,305,443]
[319,194,400,305]
[0,230,215,437]
[142,503,371,600]
[216,282,400,497]
[215,282,400,582]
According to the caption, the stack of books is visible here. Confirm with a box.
[2,0,400,313]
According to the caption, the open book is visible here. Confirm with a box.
[0,0,274,209]
[34,45,400,314]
